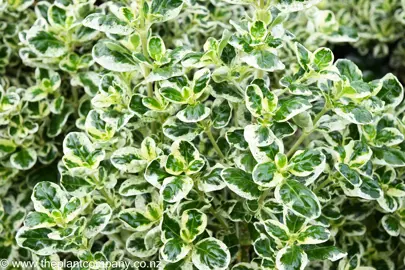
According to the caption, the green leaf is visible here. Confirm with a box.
[161,238,191,263]
[377,73,403,109]
[111,147,147,173]
[126,231,159,257]
[271,122,296,139]
[241,50,285,72]
[274,97,312,122]
[341,222,366,236]
[165,140,204,175]
[381,215,400,237]
[375,128,404,147]
[119,176,154,196]
[92,39,138,72]
[62,197,82,223]
[62,132,105,171]
[198,166,226,192]
[311,48,333,71]
[288,149,326,184]
[129,94,149,115]
[120,6,135,22]
[0,139,16,158]
[250,20,267,40]
[47,105,74,138]
[180,209,207,242]
[304,246,347,262]
[27,30,66,57]
[82,13,133,35]
[32,182,67,214]
[252,162,283,188]
[72,71,100,96]
[226,128,249,150]
[341,80,373,99]
[148,36,166,60]
[85,110,115,141]
[140,137,159,161]
[192,238,231,270]
[357,176,382,200]
[336,164,361,186]
[335,59,362,82]
[220,44,236,65]
[61,174,95,197]
[211,81,244,102]
[295,43,311,71]
[163,117,204,141]
[145,157,170,188]
[245,84,264,117]
[244,124,275,147]
[150,0,184,23]
[84,203,112,238]
[16,227,59,256]
[275,179,321,219]
[221,168,261,200]
[377,194,399,213]
[211,99,232,129]
[263,219,290,242]
[297,225,330,244]
[119,208,157,232]
[24,86,47,102]
[161,213,181,241]
[276,245,308,270]
[334,104,372,125]
[146,65,184,83]
[249,139,284,163]
[342,140,372,168]
[193,68,211,94]
[161,175,193,203]
[237,152,258,174]
[160,86,188,104]
[284,210,305,233]
[48,5,67,27]
[177,103,211,123]
[372,146,405,167]
[253,234,276,259]
[24,212,55,229]
[10,148,37,170]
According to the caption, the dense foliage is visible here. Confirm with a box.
[1,0,405,269]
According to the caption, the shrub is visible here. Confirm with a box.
[0,0,404,269]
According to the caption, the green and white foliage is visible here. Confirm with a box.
[1,0,405,269]
[0,67,73,184]
[0,193,29,264]
[19,1,99,70]
[322,0,405,61]
[17,181,112,256]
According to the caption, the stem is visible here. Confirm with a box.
[258,189,270,206]
[206,128,225,159]
[140,28,157,134]
[286,106,329,158]
[286,132,307,158]
[140,30,153,98]
[257,69,264,79]
[314,175,334,193]
[99,188,115,207]
[231,79,245,95]
[238,222,251,262]
[209,208,229,230]
[72,87,78,107]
